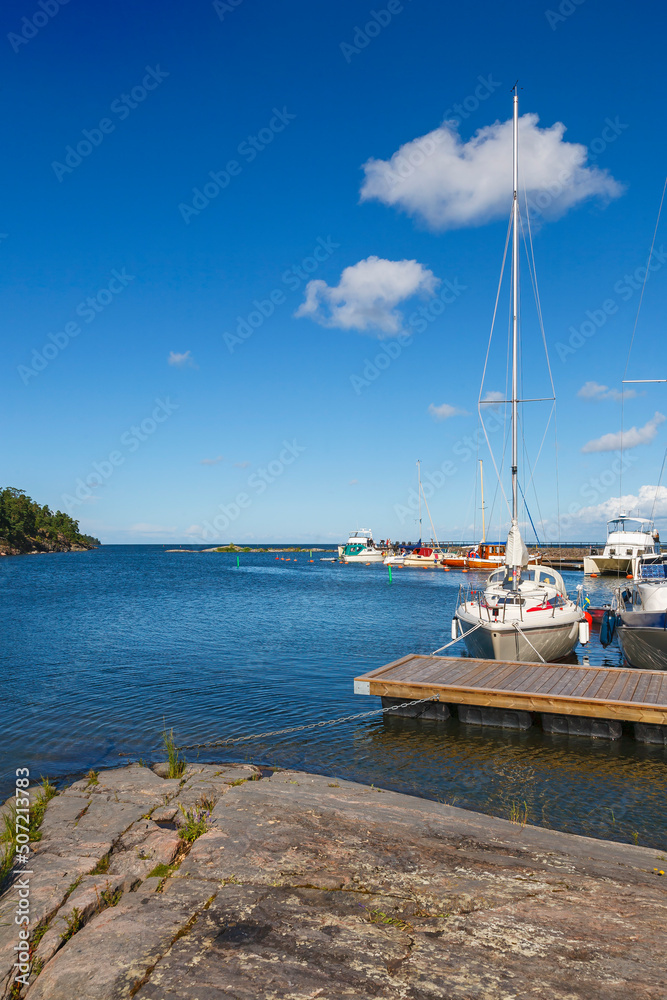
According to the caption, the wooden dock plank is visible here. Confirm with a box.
[594,668,630,701]
[631,670,656,705]
[454,659,524,689]
[645,671,665,704]
[529,667,575,696]
[384,657,474,686]
[495,662,552,693]
[562,669,607,700]
[511,663,562,693]
[462,660,529,692]
[355,653,667,725]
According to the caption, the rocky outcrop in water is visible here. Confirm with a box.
[1,763,665,998]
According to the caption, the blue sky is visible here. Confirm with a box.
[2,0,666,544]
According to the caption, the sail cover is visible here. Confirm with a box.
[505,520,530,567]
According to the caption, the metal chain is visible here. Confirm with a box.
[176,696,439,751]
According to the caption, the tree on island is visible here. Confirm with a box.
[0,487,100,554]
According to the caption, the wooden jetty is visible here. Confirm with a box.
[354,655,667,742]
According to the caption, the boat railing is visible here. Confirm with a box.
[458,582,568,623]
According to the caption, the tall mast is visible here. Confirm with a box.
[479,459,486,544]
[511,89,519,525]
[417,459,422,540]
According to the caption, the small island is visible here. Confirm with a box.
[0,487,100,556]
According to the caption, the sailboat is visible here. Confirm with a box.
[454,90,586,663]
[402,461,442,567]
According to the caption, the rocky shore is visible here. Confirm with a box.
[1,763,665,998]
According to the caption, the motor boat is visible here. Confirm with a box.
[609,553,667,670]
[339,529,386,563]
[583,515,660,575]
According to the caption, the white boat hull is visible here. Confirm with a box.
[343,551,385,563]
[584,556,634,576]
[384,555,405,566]
[456,606,581,662]
[403,555,439,568]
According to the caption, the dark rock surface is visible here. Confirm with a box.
[1,764,665,998]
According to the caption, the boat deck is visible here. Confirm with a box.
[354,655,667,724]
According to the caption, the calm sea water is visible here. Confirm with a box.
[1,546,665,849]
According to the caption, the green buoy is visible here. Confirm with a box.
[236,555,240,567]
[388,565,392,584]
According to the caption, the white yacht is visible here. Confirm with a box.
[338,529,371,557]
[583,515,660,575]
[339,529,385,563]
[610,553,667,670]
[454,90,586,663]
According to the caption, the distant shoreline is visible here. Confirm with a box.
[165,545,336,554]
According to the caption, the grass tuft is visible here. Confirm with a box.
[31,921,50,949]
[64,875,83,900]
[86,770,99,787]
[30,779,57,841]
[99,886,122,908]
[60,907,83,943]
[178,802,210,843]
[363,906,413,932]
[0,778,58,886]
[146,861,178,879]
[91,854,110,875]
[509,801,529,828]
[162,727,186,779]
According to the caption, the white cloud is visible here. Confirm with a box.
[480,390,505,410]
[568,486,667,525]
[578,380,638,402]
[200,456,223,465]
[349,478,358,485]
[168,350,197,368]
[428,402,466,420]
[295,256,438,336]
[581,411,665,453]
[234,461,251,469]
[360,113,623,231]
